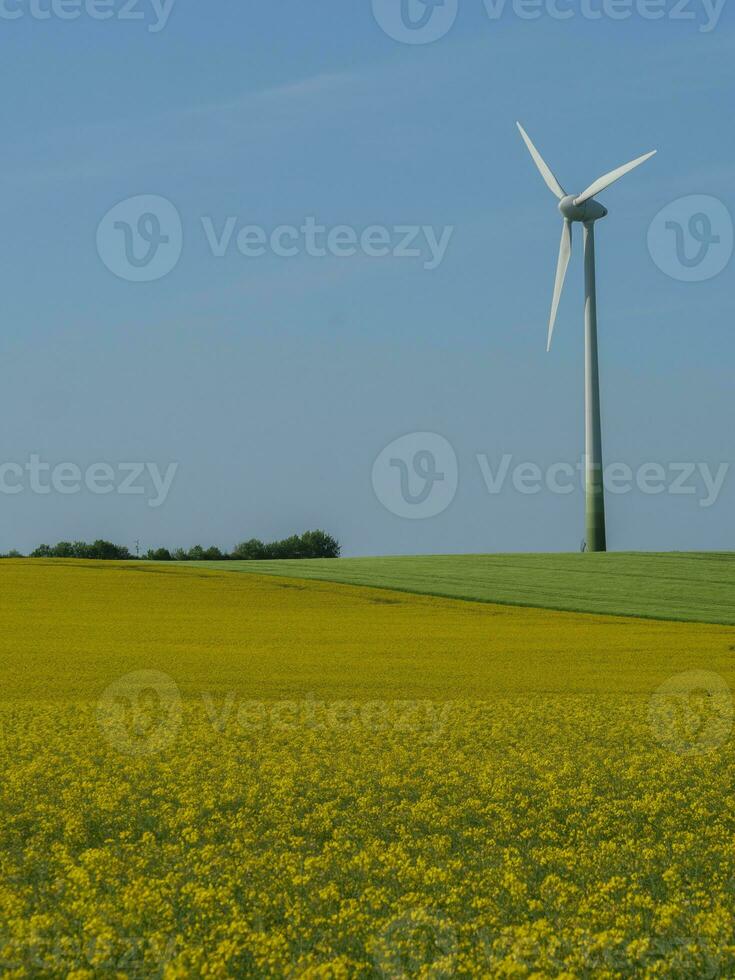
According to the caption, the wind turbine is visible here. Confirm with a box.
[516,122,656,553]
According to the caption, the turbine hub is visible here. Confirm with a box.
[559,195,608,222]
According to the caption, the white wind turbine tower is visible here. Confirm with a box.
[516,122,656,553]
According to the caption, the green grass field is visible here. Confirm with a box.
[184,552,735,625]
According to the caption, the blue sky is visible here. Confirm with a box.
[1,4,733,555]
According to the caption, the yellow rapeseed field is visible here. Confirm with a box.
[2,560,735,977]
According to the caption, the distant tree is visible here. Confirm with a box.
[202,546,224,561]
[86,540,131,560]
[29,540,130,560]
[299,530,340,559]
[265,535,301,560]
[0,550,23,558]
[232,539,267,560]
[230,531,340,561]
[146,548,173,561]
[25,529,341,563]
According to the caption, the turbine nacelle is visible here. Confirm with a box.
[559,195,607,223]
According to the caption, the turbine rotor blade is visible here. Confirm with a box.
[516,122,566,200]
[574,149,657,205]
[548,219,572,351]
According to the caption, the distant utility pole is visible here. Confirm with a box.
[135,539,140,558]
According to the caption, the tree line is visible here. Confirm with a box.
[0,530,340,561]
